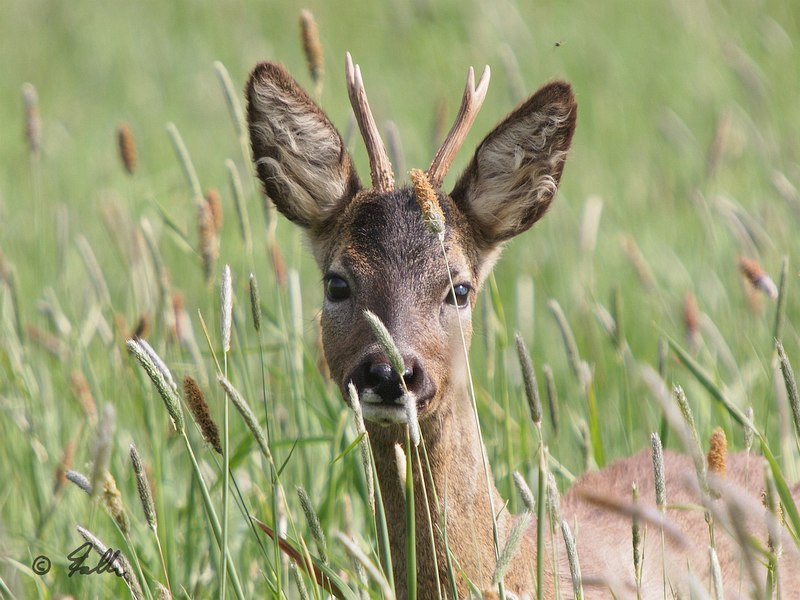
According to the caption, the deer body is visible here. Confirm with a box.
[246,58,800,598]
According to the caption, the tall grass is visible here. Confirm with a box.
[1,0,800,597]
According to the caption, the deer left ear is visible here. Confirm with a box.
[450,81,577,246]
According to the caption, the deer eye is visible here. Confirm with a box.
[445,283,471,308]
[325,275,350,302]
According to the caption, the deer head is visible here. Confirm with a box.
[246,55,576,432]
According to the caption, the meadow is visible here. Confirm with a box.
[1,0,799,597]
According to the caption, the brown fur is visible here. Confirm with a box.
[245,60,799,599]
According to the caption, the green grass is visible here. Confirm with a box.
[2,0,800,597]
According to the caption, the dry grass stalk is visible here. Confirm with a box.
[299,9,324,90]
[22,82,41,157]
[431,96,447,153]
[739,257,778,299]
[70,370,98,425]
[226,159,252,250]
[130,443,158,530]
[102,471,130,534]
[620,235,657,291]
[183,376,222,454]
[269,239,288,287]
[76,235,111,306]
[198,200,219,284]
[205,188,223,231]
[25,324,66,359]
[542,364,560,434]
[410,168,445,239]
[90,404,115,499]
[53,439,77,496]
[385,121,405,179]
[117,122,137,175]
[133,315,149,339]
[683,292,700,351]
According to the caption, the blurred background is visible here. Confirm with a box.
[1,0,799,597]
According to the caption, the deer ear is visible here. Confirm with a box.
[246,62,361,229]
[450,81,576,245]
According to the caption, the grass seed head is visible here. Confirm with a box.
[362,310,405,382]
[66,470,93,495]
[76,526,144,599]
[116,122,137,175]
[102,471,130,535]
[127,338,185,434]
[90,404,115,499]
[512,471,535,513]
[775,339,800,437]
[546,471,562,529]
[707,427,728,478]
[561,519,584,600]
[492,511,531,586]
[218,375,271,461]
[198,201,219,284]
[743,406,754,452]
[183,376,222,454]
[405,394,420,447]
[515,333,542,425]
[740,256,778,299]
[22,82,41,157]
[53,439,76,496]
[650,432,666,508]
[220,264,233,353]
[204,188,223,231]
[70,370,98,425]
[297,485,329,564]
[410,168,445,239]
[299,9,324,88]
[248,272,261,332]
[130,443,157,530]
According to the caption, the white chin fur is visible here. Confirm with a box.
[359,390,415,426]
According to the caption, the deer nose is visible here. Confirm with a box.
[352,358,422,404]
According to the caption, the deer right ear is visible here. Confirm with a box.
[450,81,577,247]
[246,62,361,229]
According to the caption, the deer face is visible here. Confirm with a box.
[246,59,576,426]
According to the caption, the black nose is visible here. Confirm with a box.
[363,362,414,403]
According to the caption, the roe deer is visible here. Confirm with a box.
[246,55,800,598]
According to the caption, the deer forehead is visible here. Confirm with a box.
[321,188,478,290]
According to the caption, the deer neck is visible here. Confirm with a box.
[366,382,519,597]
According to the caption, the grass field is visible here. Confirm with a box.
[2,0,800,597]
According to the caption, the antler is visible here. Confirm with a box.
[345,52,394,192]
[427,66,491,188]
